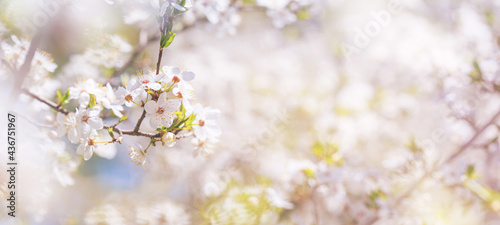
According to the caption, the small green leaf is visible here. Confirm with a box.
[161,32,176,48]
[151,139,157,146]
[89,94,97,108]
[119,114,128,123]
[57,90,63,103]
[184,114,197,127]
[107,127,114,138]
[466,164,477,179]
[63,89,70,102]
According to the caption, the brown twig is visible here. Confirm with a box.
[112,32,160,77]
[156,48,163,75]
[22,89,69,115]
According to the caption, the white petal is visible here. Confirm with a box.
[172,67,181,75]
[112,107,124,118]
[88,117,103,130]
[160,114,173,127]
[79,92,90,106]
[159,1,169,16]
[115,86,127,98]
[127,79,139,90]
[69,87,80,99]
[206,122,221,137]
[194,127,207,141]
[84,146,94,161]
[79,123,91,136]
[88,106,101,117]
[181,71,195,81]
[76,141,86,155]
[157,92,169,107]
[144,101,158,114]
[149,83,161,91]
[149,114,161,128]
[68,128,80,144]
[166,99,181,112]
[172,3,186,12]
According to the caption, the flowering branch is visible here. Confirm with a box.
[11,1,222,165]
[390,107,500,208]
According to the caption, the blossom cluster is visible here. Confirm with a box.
[56,66,221,164]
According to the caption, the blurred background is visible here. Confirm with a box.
[1,0,500,224]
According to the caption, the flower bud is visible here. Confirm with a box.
[162,132,176,147]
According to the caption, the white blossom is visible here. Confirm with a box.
[144,92,180,128]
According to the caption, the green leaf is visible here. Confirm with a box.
[184,114,197,127]
[57,90,63,103]
[161,32,176,49]
[107,127,114,138]
[119,114,128,123]
[89,94,97,108]
[466,164,477,179]
[63,89,70,102]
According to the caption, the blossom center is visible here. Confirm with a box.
[125,94,133,102]
[172,76,181,83]
[88,138,95,146]
[142,80,150,84]
[157,107,165,114]
[81,115,89,123]
[177,92,183,98]
[199,120,205,127]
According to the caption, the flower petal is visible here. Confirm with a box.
[149,83,162,91]
[157,92,169,107]
[84,146,94,161]
[79,92,90,106]
[88,117,103,130]
[76,141,86,155]
[88,106,101,117]
[144,101,158,114]
[166,99,181,112]
[149,114,161,128]
[181,71,195,81]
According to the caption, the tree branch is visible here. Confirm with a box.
[112,32,160,77]
[22,89,69,115]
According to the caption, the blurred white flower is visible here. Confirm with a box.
[114,78,143,107]
[192,103,221,141]
[145,92,180,128]
[100,83,124,118]
[266,187,294,209]
[139,71,164,91]
[192,136,219,157]
[75,106,104,137]
[129,144,148,165]
[76,130,98,161]
[69,79,103,107]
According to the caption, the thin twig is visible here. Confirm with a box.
[22,89,69,115]
[156,48,163,75]
[112,33,160,77]
[133,110,147,132]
